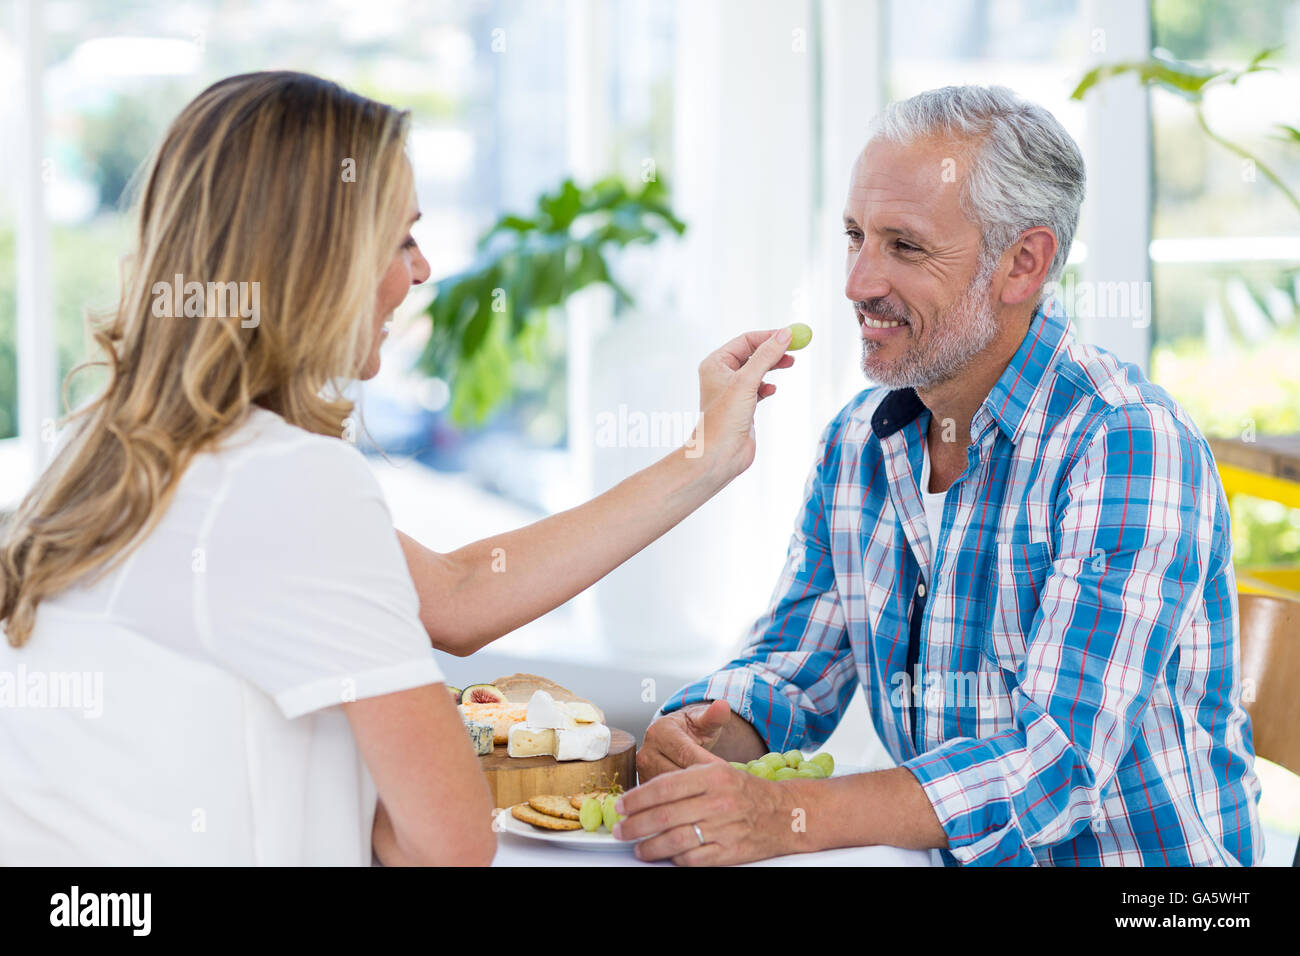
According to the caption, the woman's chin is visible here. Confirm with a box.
[359,351,381,381]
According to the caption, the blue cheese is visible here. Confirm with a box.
[464,719,495,756]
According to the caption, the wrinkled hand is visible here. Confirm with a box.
[692,328,795,482]
[635,699,734,782]
[613,762,802,866]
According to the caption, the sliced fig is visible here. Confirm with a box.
[460,683,506,705]
[446,685,462,701]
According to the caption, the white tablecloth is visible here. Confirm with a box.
[492,829,938,867]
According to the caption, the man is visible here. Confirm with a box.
[618,85,1262,866]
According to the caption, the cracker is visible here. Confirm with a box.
[528,794,581,820]
[569,790,608,811]
[511,803,583,831]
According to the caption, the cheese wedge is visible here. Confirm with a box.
[506,722,611,761]
[525,690,576,730]
[507,724,558,758]
[463,719,495,756]
[564,702,601,724]
[554,723,611,761]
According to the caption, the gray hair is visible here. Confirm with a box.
[867,85,1086,286]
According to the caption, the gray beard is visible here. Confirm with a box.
[860,257,999,391]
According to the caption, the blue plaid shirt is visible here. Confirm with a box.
[660,297,1263,866]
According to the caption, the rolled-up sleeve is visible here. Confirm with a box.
[657,417,859,752]
[902,403,1212,865]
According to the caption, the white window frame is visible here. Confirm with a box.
[3,0,56,512]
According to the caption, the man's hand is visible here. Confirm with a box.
[613,763,804,865]
[636,700,740,782]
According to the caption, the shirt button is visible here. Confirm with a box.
[917,582,926,598]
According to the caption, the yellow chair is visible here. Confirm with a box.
[1215,448,1300,603]
[1238,566,1300,601]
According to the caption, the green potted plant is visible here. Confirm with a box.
[417,175,686,426]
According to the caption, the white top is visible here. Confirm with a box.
[0,408,442,865]
[918,439,948,577]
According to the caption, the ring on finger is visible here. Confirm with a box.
[692,823,706,847]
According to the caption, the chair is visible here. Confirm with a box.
[1237,592,1300,867]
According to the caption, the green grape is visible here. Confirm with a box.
[748,761,776,780]
[787,323,813,350]
[579,796,603,832]
[795,768,822,779]
[602,793,624,830]
[796,761,826,779]
[729,761,748,771]
[811,752,835,777]
[759,753,787,772]
[782,749,806,768]
[773,767,799,781]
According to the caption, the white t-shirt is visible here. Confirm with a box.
[0,407,443,865]
[918,439,948,575]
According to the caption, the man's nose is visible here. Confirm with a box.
[845,244,889,304]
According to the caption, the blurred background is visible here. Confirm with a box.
[1,0,1297,862]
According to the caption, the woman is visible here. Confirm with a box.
[0,72,795,865]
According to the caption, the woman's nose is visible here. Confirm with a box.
[411,248,431,285]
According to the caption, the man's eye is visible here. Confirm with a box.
[895,239,921,253]
[401,236,417,250]
[844,229,862,243]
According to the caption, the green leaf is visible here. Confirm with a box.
[1070,55,1224,102]
[1273,123,1300,144]
[459,303,494,360]
[478,214,538,248]
[538,179,583,232]
[569,244,608,292]
[1246,45,1284,72]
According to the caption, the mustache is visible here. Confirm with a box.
[855,298,911,324]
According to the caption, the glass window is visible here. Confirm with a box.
[35,0,580,515]
[1148,0,1300,567]
[1,0,19,442]
[885,0,1090,157]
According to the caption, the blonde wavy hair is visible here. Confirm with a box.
[1,71,413,646]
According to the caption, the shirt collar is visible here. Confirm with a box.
[869,294,1073,445]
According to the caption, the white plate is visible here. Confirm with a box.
[496,807,638,852]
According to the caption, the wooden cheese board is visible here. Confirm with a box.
[480,727,636,809]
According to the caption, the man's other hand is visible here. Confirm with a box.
[635,699,736,781]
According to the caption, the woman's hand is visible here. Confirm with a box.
[693,327,795,482]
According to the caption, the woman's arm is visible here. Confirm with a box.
[401,327,795,657]
[400,445,720,656]
[344,682,496,866]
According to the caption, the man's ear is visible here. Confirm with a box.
[999,227,1057,307]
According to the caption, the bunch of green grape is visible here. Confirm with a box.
[579,793,624,833]
[731,749,834,781]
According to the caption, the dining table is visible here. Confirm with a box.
[490,763,941,867]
